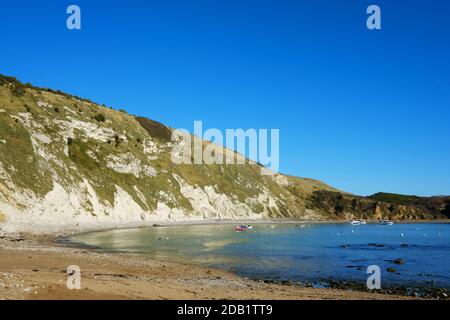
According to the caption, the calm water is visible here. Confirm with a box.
[69,223,450,289]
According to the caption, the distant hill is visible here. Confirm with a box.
[0,74,448,231]
[368,192,450,218]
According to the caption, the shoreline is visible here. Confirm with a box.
[0,231,417,300]
[4,217,448,237]
[1,219,449,300]
[0,219,449,300]
[64,221,450,300]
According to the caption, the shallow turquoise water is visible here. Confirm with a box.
[69,223,450,289]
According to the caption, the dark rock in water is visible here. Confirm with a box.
[340,245,350,249]
[387,267,397,273]
[369,243,385,247]
[400,244,408,248]
[301,277,450,300]
[394,258,405,265]
[346,265,365,270]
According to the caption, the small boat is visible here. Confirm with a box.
[379,219,394,225]
[235,225,253,231]
[350,220,365,226]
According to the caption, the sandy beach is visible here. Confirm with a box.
[0,226,416,301]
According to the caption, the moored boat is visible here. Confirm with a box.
[235,225,253,231]
[350,220,367,225]
[379,219,394,225]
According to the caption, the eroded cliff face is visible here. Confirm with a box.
[0,75,340,231]
[0,75,447,232]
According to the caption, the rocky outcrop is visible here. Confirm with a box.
[308,190,449,221]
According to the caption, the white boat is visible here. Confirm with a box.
[379,219,394,225]
[350,220,362,226]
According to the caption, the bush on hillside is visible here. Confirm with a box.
[93,113,106,122]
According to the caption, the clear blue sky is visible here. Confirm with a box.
[1,0,449,196]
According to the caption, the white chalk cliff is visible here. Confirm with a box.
[0,75,342,232]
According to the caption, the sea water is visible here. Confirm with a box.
[69,223,450,289]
